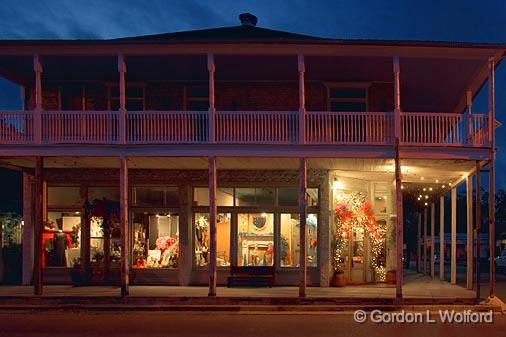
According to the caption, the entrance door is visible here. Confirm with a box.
[348,224,366,283]
[236,213,274,266]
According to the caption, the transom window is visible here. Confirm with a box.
[327,87,367,112]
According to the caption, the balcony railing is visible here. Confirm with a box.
[216,111,299,144]
[128,111,208,144]
[43,111,118,144]
[306,111,394,145]
[0,110,491,148]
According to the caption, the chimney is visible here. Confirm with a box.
[239,13,257,27]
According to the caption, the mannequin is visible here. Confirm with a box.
[53,230,68,267]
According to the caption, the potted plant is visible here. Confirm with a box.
[330,266,346,287]
[70,258,83,286]
[386,270,396,284]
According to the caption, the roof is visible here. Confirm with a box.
[0,24,505,50]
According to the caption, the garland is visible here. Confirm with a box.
[333,192,387,281]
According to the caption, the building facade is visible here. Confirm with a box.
[0,14,503,297]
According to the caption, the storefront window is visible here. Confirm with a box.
[44,211,81,267]
[194,213,231,267]
[132,186,179,207]
[88,187,120,203]
[279,213,318,267]
[89,217,122,263]
[193,187,234,206]
[237,213,274,266]
[132,213,179,269]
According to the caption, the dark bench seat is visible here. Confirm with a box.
[227,266,274,288]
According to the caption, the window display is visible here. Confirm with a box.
[194,213,231,267]
[280,213,318,267]
[237,213,274,266]
[132,213,179,269]
[44,212,81,267]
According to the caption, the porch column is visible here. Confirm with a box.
[466,90,473,145]
[393,55,403,299]
[451,187,457,285]
[466,175,473,289]
[439,195,445,281]
[298,157,307,297]
[33,157,44,295]
[22,172,34,285]
[207,53,216,143]
[475,162,482,299]
[119,156,129,296]
[298,53,306,144]
[488,57,496,297]
[417,212,421,273]
[33,55,43,144]
[423,207,428,275]
[430,203,435,278]
[208,156,217,296]
[118,54,127,144]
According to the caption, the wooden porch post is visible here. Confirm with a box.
[298,53,306,144]
[393,55,403,299]
[208,156,217,296]
[466,175,473,289]
[120,156,129,296]
[299,157,307,297]
[439,195,445,281]
[451,187,457,285]
[475,162,481,299]
[33,157,44,295]
[423,207,428,275]
[466,90,473,145]
[208,53,216,143]
[430,203,435,278]
[33,55,43,144]
[118,54,127,144]
[488,57,496,298]
[417,212,421,273]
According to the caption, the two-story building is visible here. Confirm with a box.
[0,13,502,299]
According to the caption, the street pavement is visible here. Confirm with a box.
[0,311,504,337]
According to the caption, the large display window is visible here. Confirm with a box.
[194,213,231,267]
[237,213,274,266]
[132,213,179,269]
[279,213,318,268]
[44,211,81,267]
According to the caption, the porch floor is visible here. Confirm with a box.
[0,273,475,300]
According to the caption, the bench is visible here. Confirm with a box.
[227,266,274,288]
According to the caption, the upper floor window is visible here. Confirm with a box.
[327,87,367,112]
[108,85,145,111]
[186,86,209,111]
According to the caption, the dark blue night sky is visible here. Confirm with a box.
[0,0,505,188]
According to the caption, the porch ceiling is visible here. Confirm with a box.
[0,157,476,185]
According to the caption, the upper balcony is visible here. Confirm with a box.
[0,41,500,154]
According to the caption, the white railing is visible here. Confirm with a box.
[0,111,33,144]
[0,110,492,148]
[42,111,119,144]
[215,111,298,144]
[127,111,208,144]
[306,111,394,144]
[400,112,489,147]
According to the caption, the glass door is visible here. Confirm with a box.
[236,213,274,266]
[349,224,365,283]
